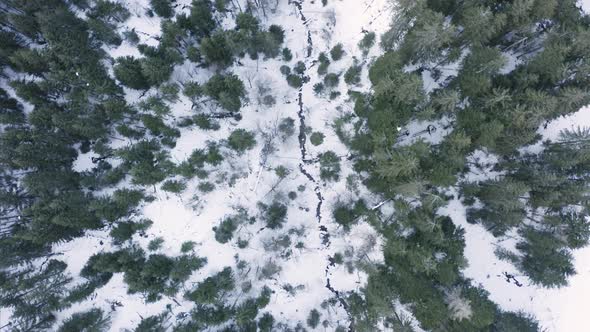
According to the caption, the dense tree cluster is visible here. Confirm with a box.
[341,0,590,330]
[0,0,283,329]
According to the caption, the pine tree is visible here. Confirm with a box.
[58,308,110,332]
[114,56,150,90]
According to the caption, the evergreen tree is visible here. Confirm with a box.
[58,309,110,332]
[150,0,175,18]
[227,129,256,154]
[203,73,246,112]
[114,56,151,90]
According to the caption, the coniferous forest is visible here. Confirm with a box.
[1,0,590,331]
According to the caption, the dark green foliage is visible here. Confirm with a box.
[213,211,250,243]
[214,217,238,243]
[183,81,203,101]
[317,52,330,75]
[123,29,140,44]
[318,151,341,181]
[492,311,539,332]
[181,241,196,253]
[204,73,246,112]
[137,46,180,87]
[148,237,165,251]
[306,309,321,329]
[465,179,529,236]
[150,0,174,18]
[227,129,256,153]
[332,200,367,230]
[0,260,71,329]
[280,65,291,76]
[200,32,233,67]
[114,56,150,90]
[278,117,296,140]
[161,180,187,193]
[344,62,362,85]
[117,139,174,186]
[0,88,25,125]
[310,132,324,146]
[187,0,216,38]
[197,181,215,192]
[286,74,303,88]
[358,32,376,54]
[294,61,306,74]
[110,219,153,245]
[323,73,340,88]
[135,313,168,332]
[313,83,325,95]
[282,48,293,61]
[185,267,235,304]
[258,312,275,332]
[58,308,110,332]
[330,43,344,61]
[260,201,288,229]
[83,249,205,301]
[517,228,575,288]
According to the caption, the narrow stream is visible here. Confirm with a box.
[291,1,354,330]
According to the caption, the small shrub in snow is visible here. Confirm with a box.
[318,151,341,181]
[185,267,235,304]
[260,201,288,229]
[148,237,164,251]
[123,29,139,44]
[358,32,376,54]
[180,241,196,253]
[197,181,215,193]
[310,132,325,146]
[214,216,239,243]
[317,52,330,75]
[344,62,362,85]
[332,200,367,230]
[280,65,291,76]
[286,74,303,88]
[330,43,345,61]
[313,83,325,95]
[282,47,293,61]
[110,219,152,245]
[258,260,282,280]
[203,73,246,112]
[262,94,276,107]
[294,61,306,74]
[161,179,186,193]
[323,73,340,88]
[278,117,296,140]
[307,309,321,329]
[274,165,290,178]
[228,129,256,154]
